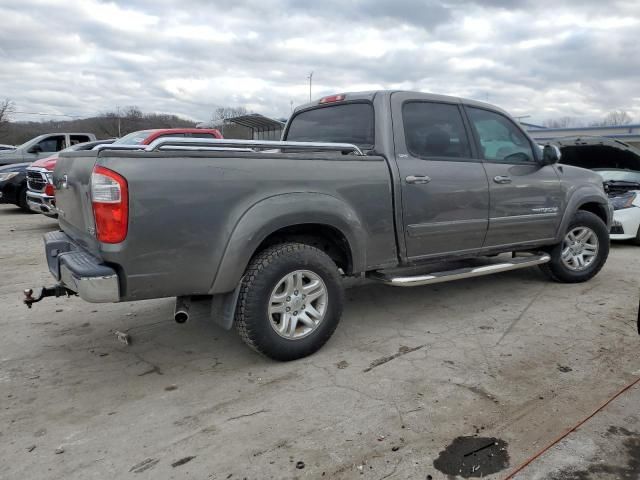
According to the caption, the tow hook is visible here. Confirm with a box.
[23,285,76,308]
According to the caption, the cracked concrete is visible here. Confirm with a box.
[1,204,639,479]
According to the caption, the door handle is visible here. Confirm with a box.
[406,175,431,185]
[493,175,512,184]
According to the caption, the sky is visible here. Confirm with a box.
[1,0,639,125]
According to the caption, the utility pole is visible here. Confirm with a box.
[116,106,121,137]
[307,71,313,101]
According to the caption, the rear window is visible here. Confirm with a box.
[285,103,374,147]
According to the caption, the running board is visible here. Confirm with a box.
[368,254,551,287]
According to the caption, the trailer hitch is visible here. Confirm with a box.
[23,286,76,308]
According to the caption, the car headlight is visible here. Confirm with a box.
[0,171,20,181]
[610,192,637,210]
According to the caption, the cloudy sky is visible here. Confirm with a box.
[1,0,639,124]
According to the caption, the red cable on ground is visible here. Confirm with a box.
[503,375,640,479]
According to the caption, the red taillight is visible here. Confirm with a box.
[319,94,346,104]
[91,166,128,243]
[44,183,55,197]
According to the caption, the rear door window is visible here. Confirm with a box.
[285,103,374,147]
[70,135,91,145]
[403,102,471,159]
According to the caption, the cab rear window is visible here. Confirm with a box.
[285,103,374,147]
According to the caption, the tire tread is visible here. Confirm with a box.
[235,242,343,360]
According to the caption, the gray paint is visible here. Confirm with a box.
[52,90,611,304]
[55,149,396,301]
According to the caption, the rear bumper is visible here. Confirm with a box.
[44,231,120,302]
[27,190,57,217]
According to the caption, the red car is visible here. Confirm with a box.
[112,128,223,145]
[26,129,223,216]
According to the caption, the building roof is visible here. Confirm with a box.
[226,114,285,132]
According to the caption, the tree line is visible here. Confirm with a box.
[542,110,635,129]
[0,101,253,146]
[0,101,200,145]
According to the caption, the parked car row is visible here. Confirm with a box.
[26,139,116,216]
[0,128,222,216]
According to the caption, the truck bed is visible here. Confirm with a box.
[54,148,397,301]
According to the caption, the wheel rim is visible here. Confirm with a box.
[268,270,328,340]
[561,226,599,271]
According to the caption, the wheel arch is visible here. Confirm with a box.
[210,193,367,294]
[555,188,611,243]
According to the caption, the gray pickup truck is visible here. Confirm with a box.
[28,91,612,360]
[0,133,97,166]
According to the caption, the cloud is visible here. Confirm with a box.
[1,0,638,124]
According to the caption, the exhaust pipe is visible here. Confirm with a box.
[174,296,191,323]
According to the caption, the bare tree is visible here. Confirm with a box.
[0,98,14,136]
[208,106,249,137]
[212,106,248,124]
[542,116,580,129]
[598,110,633,126]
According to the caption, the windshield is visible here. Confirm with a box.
[595,169,640,183]
[113,130,154,145]
[285,103,374,147]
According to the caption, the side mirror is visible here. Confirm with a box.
[29,145,43,154]
[541,144,561,166]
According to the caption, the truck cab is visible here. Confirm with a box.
[0,133,97,165]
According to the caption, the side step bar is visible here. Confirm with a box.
[368,254,551,287]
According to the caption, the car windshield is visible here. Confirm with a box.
[113,130,154,145]
[595,169,640,183]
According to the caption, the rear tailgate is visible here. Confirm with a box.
[53,151,101,256]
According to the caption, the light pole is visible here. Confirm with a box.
[307,71,313,101]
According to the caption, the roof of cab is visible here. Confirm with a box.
[293,90,509,117]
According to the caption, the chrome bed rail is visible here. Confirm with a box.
[93,137,365,156]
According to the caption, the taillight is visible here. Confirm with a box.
[44,183,55,197]
[91,166,128,243]
[319,94,345,104]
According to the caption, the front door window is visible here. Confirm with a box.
[467,107,534,164]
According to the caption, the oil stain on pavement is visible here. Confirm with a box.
[433,436,509,478]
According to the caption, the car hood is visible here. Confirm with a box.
[31,154,58,169]
[0,162,30,173]
[553,136,640,172]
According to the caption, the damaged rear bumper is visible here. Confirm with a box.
[44,231,120,303]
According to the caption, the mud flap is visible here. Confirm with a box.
[211,279,244,330]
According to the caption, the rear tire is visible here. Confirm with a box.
[540,211,609,283]
[235,242,344,361]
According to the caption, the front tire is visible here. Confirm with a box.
[235,243,344,361]
[540,211,609,283]
[17,188,33,213]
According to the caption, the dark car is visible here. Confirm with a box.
[0,162,32,212]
